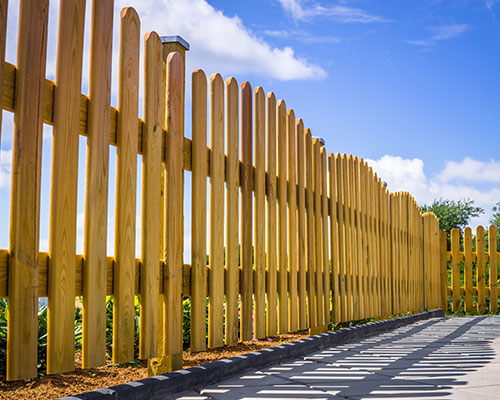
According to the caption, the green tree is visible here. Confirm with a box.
[420,198,484,234]
[490,201,500,228]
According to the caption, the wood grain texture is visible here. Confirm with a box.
[489,225,498,312]
[463,227,473,312]
[440,231,448,311]
[113,7,140,364]
[355,158,366,319]
[476,226,485,313]
[254,87,266,339]
[82,0,113,370]
[335,154,346,322]
[450,228,460,312]
[313,140,324,325]
[328,154,340,323]
[140,31,163,359]
[353,157,363,319]
[240,82,253,341]
[190,69,207,352]
[47,0,86,375]
[224,77,239,345]
[305,130,316,328]
[296,120,307,330]
[343,156,353,320]
[320,148,330,325]
[266,93,278,336]
[7,0,49,381]
[163,52,184,369]
[277,100,288,333]
[287,109,298,333]
[208,73,225,348]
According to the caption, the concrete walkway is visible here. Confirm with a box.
[172,316,500,399]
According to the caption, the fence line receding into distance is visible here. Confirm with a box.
[0,0,453,381]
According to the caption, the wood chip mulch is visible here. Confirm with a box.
[0,332,308,400]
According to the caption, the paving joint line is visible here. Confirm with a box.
[62,309,444,400]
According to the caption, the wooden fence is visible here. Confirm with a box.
[0,0,444,381]
[443,226,499,314]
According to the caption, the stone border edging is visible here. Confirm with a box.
[63,309,444,400]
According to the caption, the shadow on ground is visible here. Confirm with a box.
[173,316,500,399]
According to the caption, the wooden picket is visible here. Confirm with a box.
[441,224,499,314]
[47,0,86,375]
[0,1,450,381]
[208,74,225,348]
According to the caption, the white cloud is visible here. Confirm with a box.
[263,29,341,44]
[366,155,500,228]
[438,157,500,184]
[277,0,389,23]
[116,0,325,81]
[405,24,469,47]
[0,149,12,189]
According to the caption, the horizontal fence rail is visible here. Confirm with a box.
[0,0,445,381]
[443,226,499,314]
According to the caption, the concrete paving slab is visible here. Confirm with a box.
[184,316,500,399]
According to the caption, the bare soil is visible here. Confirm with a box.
[0,332,308,399]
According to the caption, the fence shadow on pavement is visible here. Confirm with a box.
[183,316,500,399]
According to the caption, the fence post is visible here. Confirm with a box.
[7,0,49,381]
[148,36,189,375]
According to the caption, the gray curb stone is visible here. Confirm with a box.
[62,309,444,400]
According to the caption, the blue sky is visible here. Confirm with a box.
[0,0,499,257]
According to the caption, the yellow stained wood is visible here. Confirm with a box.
[240,82,253,341]
[266,92,277,336]
[7,0,49,381]
[190,69,207,352]
[384,187,391,316]
[432,216,440,309]
[225,77,239,345]
[403,194,410,313]
[0,0,6,144]
[140,31,163,359]
[346,155,357,319]
[463,227,473,312]
[353,157,363,319]
[357,159,367,319]
[113,7,140,364]
[313,140,324,326]
[305,130,316,328]
[489,225,498,312]
[336,154,347,322]
[375,178,383,317]
[287,109,298,333]
[422,213,431,309]
[254,87,266,339]
[277,100,288,333]
[439,231,448,311]
[328,155,339,323]
[46,0,86,375]
[82,0,113,370]
[296,120,307,330]
[390,194,399,314]
[476,226,485,313]
[370,166,378,317]
[363,163,373,318]
[320,148,330,325]
[163,52,184,370]
[209,74,225,347]
[450,228,461,312]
